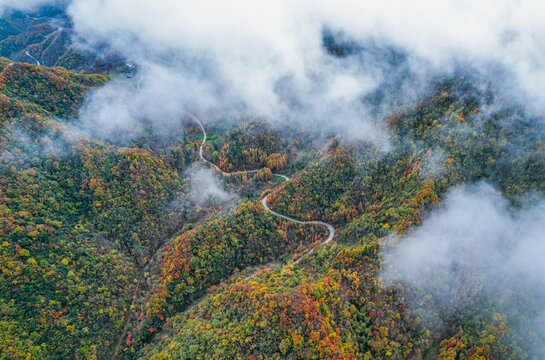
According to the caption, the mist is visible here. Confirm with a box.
[184,166,238,208]
[0,0,54,15]
[60,0,545,146]
[4,1,545,356]
[381,182,545,355]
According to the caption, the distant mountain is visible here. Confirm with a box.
[0,4,129,74]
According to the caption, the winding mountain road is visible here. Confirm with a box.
[25,51,41,66]
[111,111,335,357]
[186,112,335,269]
[261,196,335,263]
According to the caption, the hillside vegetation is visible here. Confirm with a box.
[1,56,544,360]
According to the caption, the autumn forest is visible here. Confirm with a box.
[2,2,545,360]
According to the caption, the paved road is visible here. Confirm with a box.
[111,112,336,356]
[186,112,335,271]
[25,51,40,66]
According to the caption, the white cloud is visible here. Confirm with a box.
[0,0,52,15]
[186,167,238,207]
[64,0,545,142]
[382,182,545,351]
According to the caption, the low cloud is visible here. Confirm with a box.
[76,64,223,141]
[382,182,545,353]
[185,166,238,207]
[2,1,545,144]
[64,0,545,145]
[0,0,53,15]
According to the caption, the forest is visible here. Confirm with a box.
[1,4,545,359]
[0,4,125,73]
[1,49,544,359]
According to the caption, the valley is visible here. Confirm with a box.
[2,2,545,360]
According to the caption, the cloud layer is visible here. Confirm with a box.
[65,0,545,143]
[185,167,238,207]
[0,0,53,15]
[382,182,545,352]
